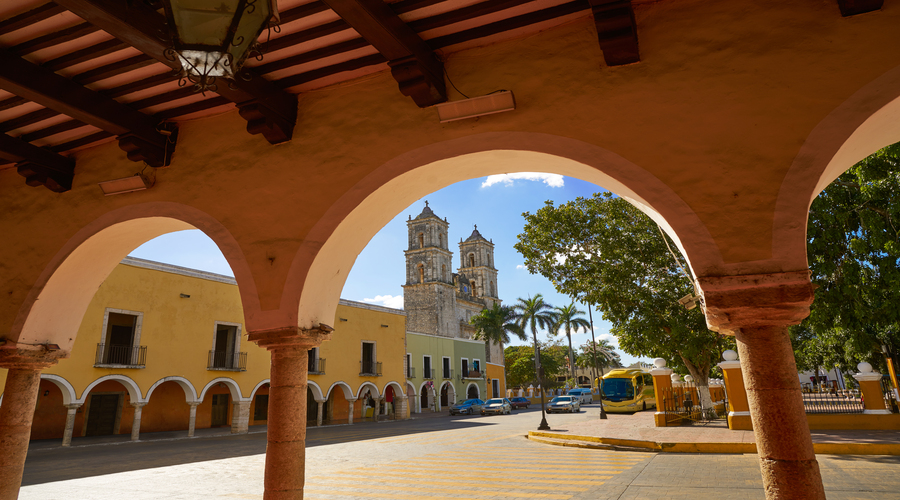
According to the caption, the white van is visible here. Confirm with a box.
[567,388,593,405]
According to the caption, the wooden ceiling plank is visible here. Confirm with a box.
[392,0,450,15]
[0,3,67,36]
[0,96,28,112]
[0,48,174,167]
[43,38,129,71]
[128,87,197,112]
[18,118,86,143]
[428,0,587,49]
[74,54,156,85]
[57,0,298,144]
[408,0,533,32]
[280,1,331,23]
[0,107,60,133]
[265,20,351,53]
[320,0,446,106]
[12,22,99,55]
[276,53,387,89]
[0,132,74,192]
[50,129,112,153]
[103,72,176,99]
[154,96,232,121]
[255,38,371,75]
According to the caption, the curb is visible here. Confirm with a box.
[527,431,900,455]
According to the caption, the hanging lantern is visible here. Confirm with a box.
[161,0,279,92]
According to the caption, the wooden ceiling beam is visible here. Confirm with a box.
[589,0,639,66]
[0,3,67,36]
[0,133,74,192]
[43,38,129,71]
[319,0,446,107]
[276,53,387,89]
[57,0,298,144]
[407,0,532,32]
[0,48,175,167]
[837,0,883,16]
[12,22,99,55]
[74,54,156,85]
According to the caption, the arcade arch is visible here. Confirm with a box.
[146,376,198,404]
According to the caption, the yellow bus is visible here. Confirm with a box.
[598,368,656,412]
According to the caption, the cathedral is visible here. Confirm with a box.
[402,202,506,409]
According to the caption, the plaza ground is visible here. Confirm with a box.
[20,405,900,499]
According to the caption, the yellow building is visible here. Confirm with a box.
[0,257,408,445]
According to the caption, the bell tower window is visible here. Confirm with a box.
[418,264,425,284]
[468,254,475,267]
[418,233,424,248]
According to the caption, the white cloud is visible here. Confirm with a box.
[516,264,526,270]
[362,294,404,309]
[481,172,565,188]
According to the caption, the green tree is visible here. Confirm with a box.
[551,302,591,384]
[516,192,730,412]
[470,303,526,364]
[513,294,558,387]
[580,339,622,375]
[798,142,900,373]
[504,343,564,389]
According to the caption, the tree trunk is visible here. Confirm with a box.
[485,341,491,364]
[567,332,576,386]
[680,355,715,415]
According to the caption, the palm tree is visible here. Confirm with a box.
[552,302,591,386]
[470,303,526,365]
[514,294,557,382]
[582,338,620,379]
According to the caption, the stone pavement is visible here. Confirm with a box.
[530,411,900,455]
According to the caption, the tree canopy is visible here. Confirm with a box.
[797,142,900,372]
[550,302,591,383]
[515,192,731,388]
[470,303,526,364]
[504,343,565,389]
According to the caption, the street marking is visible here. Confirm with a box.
[339,469,615,484]
[398,458,636,469]
[309,482,574,499]
[320,474,590,491]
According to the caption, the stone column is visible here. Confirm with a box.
[649,359,673,427]
[188,402,200,437]
[853,363,890,414]
[130,402,146,441]
[718,350,752,430]
[61,403,82,446]
[347,399,356,424]
[247,325,331,500]
[0,347,62,500]
[396,396,409,420]
[316,400,325,427]
[373,397,381,422]
[701,271,825,500]
[231,400,251,434]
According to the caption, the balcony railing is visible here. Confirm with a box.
[309,357,326,374]
[423,368,435,380]
[360,360,382,376]
[442,368,453,380]
[95,343,146,368]
[207,350,247,371]
[407,366,415,379]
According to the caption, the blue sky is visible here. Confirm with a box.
[129,172,649,366]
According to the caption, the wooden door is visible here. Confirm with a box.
[211,394,229,427]
[85,394,120,436]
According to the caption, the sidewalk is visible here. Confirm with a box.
[528,411,900,455]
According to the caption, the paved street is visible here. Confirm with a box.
[19,406,900,499]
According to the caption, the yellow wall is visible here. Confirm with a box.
[486,363,506,399]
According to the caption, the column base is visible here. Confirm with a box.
[728,411,753,430]
[759,457,826,499]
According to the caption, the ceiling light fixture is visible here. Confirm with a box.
[98,174,152,196]
[161,0,280,93]
[435,91,516,123]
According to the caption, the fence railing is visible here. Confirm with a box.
[802,390,864,414]
[407,366,415,379]
[95,343,146,367]
[423,368,434,380]
[443,368,453,380]
[208,350,247,371]
[309,357,326,374]
[360,360,382,376]
[660,384,725,424]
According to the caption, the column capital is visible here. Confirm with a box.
[246,324,333,351]
[130,401,147,409]
[188,401,200,408]
[698,270,814,335]
[853,372,883,382]
[650,367,672,376]
[64,403,83,410]
[717,360,742,370]
[0,344,65,370]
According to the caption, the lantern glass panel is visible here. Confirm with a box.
[169,0,240,47]
[228,0,274,67]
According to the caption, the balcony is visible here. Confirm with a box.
[95,343,146,368]
[442,369,453,380]
[423,368,435,380]
[407,366,415,379]
[360,360,382,376]
[309,357,326,375]
[207,350,247,371]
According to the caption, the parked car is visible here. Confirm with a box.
[481,398,512,415]
[509,397,530,409]
[449,398,484,415]
[568,388,593,405]
[546,395,581,413]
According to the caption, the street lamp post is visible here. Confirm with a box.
[534,342,550,430]
[587,304,607,420]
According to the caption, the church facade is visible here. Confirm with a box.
[402,203,506,412]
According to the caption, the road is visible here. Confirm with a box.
[20,405,900,499]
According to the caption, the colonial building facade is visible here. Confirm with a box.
[402,203,506,410]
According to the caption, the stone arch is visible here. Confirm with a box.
[287,133,719,330]
[774,63,900,275]
[466,382,480,400]
[307,380,325,401]
[381,381,404,397]
[78,374,143,404]
[439,380,455,408]
[9,202,259,352]
[39,374,77,405]
[199,377,245,402]
[406,382,419,413]
[325,381,353,400]
[145,376,198,404]
[250,379,271,400]
[356,381,380,400]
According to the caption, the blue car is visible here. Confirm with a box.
[449,398,484,415]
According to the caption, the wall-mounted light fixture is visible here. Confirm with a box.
[380,324,389,328]
[339,318,348,322]
[43,390,50,397]
[180,293,191,298]
[435,91,516,123]
[98,174,152,196]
